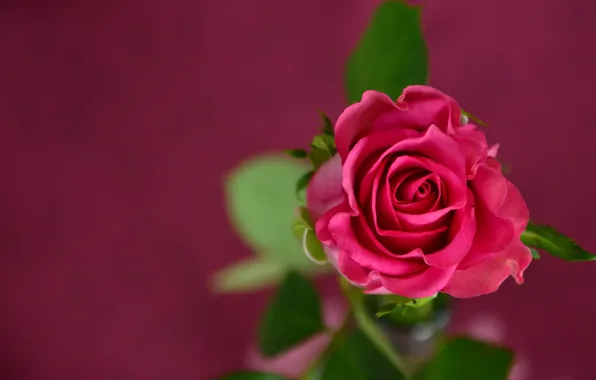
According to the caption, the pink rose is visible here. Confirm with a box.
[306,86,531,298]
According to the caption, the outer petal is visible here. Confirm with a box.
[334,91,398,160]
[460,164,529,269]
[306,154,344,222]
[499,180,529,234]
[373,265,457,299]
[472,163,507,214]
[315,203,347,246]
[372,85,462,135]
[331,246,456,299]
[442,239,532,298]
[327,212,427,276]
[452,124,489,179]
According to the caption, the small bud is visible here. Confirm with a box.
[460,113,469,125]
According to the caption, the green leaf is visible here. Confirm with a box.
[302,228,328,264]
[321,330,407,380]
[210,257,330,294]
[259,271,325,357]
[521,222,595,261]
[292,207,327,264]
[292,219,309,241]
[285,148,308,158]
[210,258,288,294]
[414,337,514,380]
[309,148,333,170]
[216,372,287,380]
[530,248,541,260]
[320,111,334,135]
[225,154,310,263]
[296,171,315,198]
[340,279,409,378]
[214,154,329,293]
[295,206,314,228]
[311,135,336,153]
[345,0,428,103]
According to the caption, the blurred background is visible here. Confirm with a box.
[1,0,595,379]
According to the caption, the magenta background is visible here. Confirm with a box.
[1,0,596,379]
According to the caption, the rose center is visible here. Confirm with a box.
[394,172,438,203]
[416,182,431,198]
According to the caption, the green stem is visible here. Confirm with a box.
[339,278,411,379]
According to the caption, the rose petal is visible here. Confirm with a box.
[487,143,500,158]
[386,156,466,230]
[306,154,344,222]
[371,86,462,135]
[344,129,420,214]
[394,195,438,215]
[336,257,456,299]
[327,212,427,276]
[395,172,435,202]
[347,126,466,216]
[442,239,532,298]
[422,189,476,268]
[472,163,507,215]
[458,162,523,268]
[459,178,529,269]
[389,169,440,214]
[498,180,529,234]
[334,91,399,160]
[369,162,401,231]
[315,202,349,246]
[459,199,514,269]
[373,265,457,299]
[452,124,489,179]
[485,156,502,171]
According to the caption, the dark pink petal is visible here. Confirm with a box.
[472,163,507,215]
[371,85,462,135]
[460,178,528,269]
[315,202,349,246]
[422,190,476,268]
[452,124,489,179]
[344,128,420,214]
[394,195,438,215]
[394,172,435,202]
[370,163,401,231]
[442,239,532,298]
[375,264,457,299]
[347,126,466,217]
[459,162,528,268]
[389,169,428,206]
[387,156,466,231]
[327,212,427,276]
[391,171,442,216]
[334,91,398,161]
[373,224,448,254]
[459,197,514,269]
[486,156,502,171]
[498,180,529,234]
[307,154,344,221]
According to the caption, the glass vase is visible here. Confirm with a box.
[365,294,452,372]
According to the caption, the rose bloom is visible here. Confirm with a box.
[306,86,531,298]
